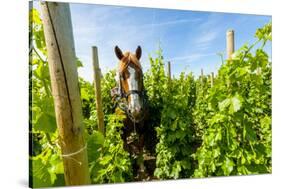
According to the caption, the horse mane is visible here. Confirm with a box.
[119,52,142,73]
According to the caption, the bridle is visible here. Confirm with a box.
[112,60,147,123]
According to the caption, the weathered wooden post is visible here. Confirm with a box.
[167,61,171,81]
[211,72,214,87]
[92,46,105,135]
[40,2,90,185]
[227,29,235,60]
[200,68,204,83]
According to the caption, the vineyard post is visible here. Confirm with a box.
[211,72,214,87]
[201,68,204,83]
[227,29,235,60]
[167,61,171,81]
[40,2,90,185]
[92,46,105,135]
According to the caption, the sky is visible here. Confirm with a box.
[34,2,272,82]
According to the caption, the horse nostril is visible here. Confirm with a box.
[135,106,141,113]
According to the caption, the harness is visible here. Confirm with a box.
[111,61,148,123]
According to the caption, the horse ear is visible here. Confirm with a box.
[135,46,142,60]
[115,46,123,60]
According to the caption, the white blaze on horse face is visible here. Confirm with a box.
[127,66,141,114]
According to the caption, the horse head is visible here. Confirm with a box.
[114,45,145,122]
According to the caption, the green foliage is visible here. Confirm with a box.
[193,76,211,138]
[78,68,131,184]
[29,130,65,188]
[149,23,271,179]
[79,78,97,134]
[255,22,272,45]
[29,8,47,56]
[89,114,133,183]
[149,51,198,179]
[81,70,116,134]
[144,47,167,109]
[79,71,132,183]
[193,23,272,177]
[101,71,117,115]
[80,71,132,184]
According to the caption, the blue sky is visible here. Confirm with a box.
[35,2,272,82]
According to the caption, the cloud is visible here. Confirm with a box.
[198,13,223,30]
[145,18,201,28]
[191,13,224,51]
[194,30,219,51]
[197,30,218,44]
[169,52,217,63]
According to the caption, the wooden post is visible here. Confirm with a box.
[40,2,90,185]
[200,68,204,83]
[227,29,235,60]
[92,46,105,135]
[167,61,171,80]
[211,72,214,87]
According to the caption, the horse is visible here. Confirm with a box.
[111,45,148,180]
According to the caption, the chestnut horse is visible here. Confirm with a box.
[111,46,148,180]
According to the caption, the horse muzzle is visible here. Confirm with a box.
[127,106,144,122]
